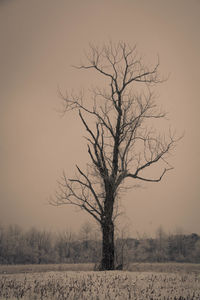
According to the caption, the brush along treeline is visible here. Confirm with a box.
[0,224,200,265]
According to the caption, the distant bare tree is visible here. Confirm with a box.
[56,229,75,263]
[79,222,93,248]
[115,224,130,269]
[155,225,169,261]
[53,41,179,270]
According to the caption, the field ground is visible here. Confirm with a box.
[0,262,200,274]
[0,263,95,274]
[0,263,200,299]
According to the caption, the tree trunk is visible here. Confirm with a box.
[100,219,115,270]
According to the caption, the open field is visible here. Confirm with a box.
[0,263,95,275]
[0,270,200,300]
[0,263,200,299]
[0,262,200,274]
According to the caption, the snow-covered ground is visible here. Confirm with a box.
[0,270,200,299]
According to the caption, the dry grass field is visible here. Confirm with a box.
[0,263,95,275]
[0,263,200,299]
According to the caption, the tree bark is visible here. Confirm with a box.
[101,219,114,270]
[99,181,115,270]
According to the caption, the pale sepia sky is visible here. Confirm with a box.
[0,0,200,236]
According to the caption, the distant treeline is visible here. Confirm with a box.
[0,224,200,265]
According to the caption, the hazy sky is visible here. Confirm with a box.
[0,0,200,237]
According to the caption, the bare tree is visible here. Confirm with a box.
[53,41,179,270]
[155,225,169,261]
[115,223,130,269]
[79,221,93,248]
